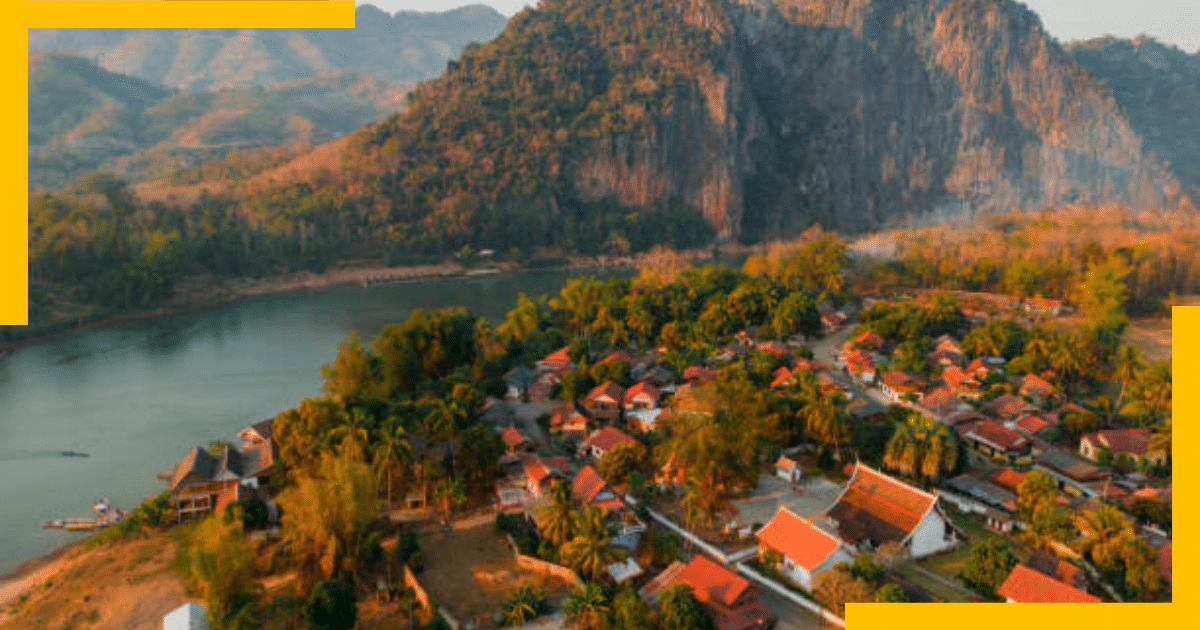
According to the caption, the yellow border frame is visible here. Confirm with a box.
[10,3,1190,628]
[6,1,355,325]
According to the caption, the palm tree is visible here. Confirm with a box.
[536,480,579,548]
[560,506,620,582]
[426,397,465,478]
[1114,345,1144,406]
[1049,335,1084,394]
[564,583,611,630]
[1150,416,1171,453]
[681,462,733,529]
[883,415,957,482]
[330,407,372,454]
[963,319,1005,358]
[802,395,850,461]
[1075,504,1136,571]
[500,586,543,627]
[373,418,413,509]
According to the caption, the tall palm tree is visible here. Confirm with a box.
[564,583,611,630]
[537,480,579,548]
[373,419,413,509]
[330,407,372,454]
[560,506,620,582]
[1075,504,1136,571]
[501,586,543,627]
[681,461,734,529]
[426,397,465,478]
[1114,345,1144,404]
[803,395,850,460]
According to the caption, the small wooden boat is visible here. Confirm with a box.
[43,499,124,531]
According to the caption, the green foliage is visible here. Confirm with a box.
[226,496,271,531]
[303,580,358,630]
[456,424,505,499]
[187,514,262,630]
[882,414,958,482]
[500,586,546,627]
[850,551,884,584]
[659,584,715,630]
[612,587,656,630]
[956,539,1018,600]
[596,441,647,487]
[875,583,908,603]
[85,492,174,548]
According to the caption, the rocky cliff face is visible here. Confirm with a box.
[568,0,1189,241]
[1067,35,1200,206]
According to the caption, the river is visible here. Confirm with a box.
[0,269,627,574]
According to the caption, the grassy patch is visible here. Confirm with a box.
[893,564,975,603]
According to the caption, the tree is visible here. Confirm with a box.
[850,551,884,584]
[875,583,908,603]
[1076,255,1132,321]
[1014,470,1072,548]
[802,394,851,461]
[500,586,545,627]
[681,462,734,529]
[189,510,261,630]
[597,441,647,487]
[813,565,875,617]
[304,580,357,630]
[456,424,505,499]
[564,583,610,630]
[560,506,621,581]
[321,330,383,408]
[432,477,466,529]
[611,587,656,630]
[1075,504,1136,572]
[537,479,579,549]
[881,414,958,481]
[373,418,413,508]
[658,584,715,630]
[277,444,380,590]
[956,539,1018,599]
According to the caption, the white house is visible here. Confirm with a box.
[825,462,958,558]
[775,455,802,484]
[756,507,853,591]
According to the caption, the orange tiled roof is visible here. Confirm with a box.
[572,465,612,504]
[989,468,1027,494]
[990,393,1033,420]
[542,346,572,367]
[1020,374,1057,398]
[854,331,884,349]
[674,555,753,608]
[585,381,627,405]
[599,350,636,366]
[757,341,789,357]
[1015,414,1051,435]
[962,419,1029,452]
[940,366,974,390]
[776,455,798,473]
[756,508,844,571]
[683,366,718,384]
[1088,428,1154,455]
[881,371,925,393]
[502,426,529,449]
[826,463,936,546]
[625,382,662,404]
[997,565,1100,603]
[581,426,637,453]
[770,367,794,389]
[921,387,962,415]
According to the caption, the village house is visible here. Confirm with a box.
[965,357,1000,381]
[1010,412,1054,438]
[842,349,877,384]
[624,382,662,411]
[959,419,1032,464]
[1018,373,1058,405]
[639,365,677,389]
[756,340,789,358]
[639,556,776,630]
[775,454,802,484]
[549,405,588,441]
[1026,549,1089,591]
[683,366,718,385]
[770,366,797,390]
[579,426,638,460]
[940,472,1019,533]
[849,330,884,352]
[996,564,1100,603]
[536,346,573,373]
[823,462,957,557]
[572,465,626,513]
[1021,297,1066,317]
[1079,428,1167,467]
[527,368,565,403]
[504,366,537,401]
[817,303,848,334]
[988,393,1037,422]
[167,441,276,521]
[236,419,274,450]
[599,350,636,368]
[583,381,626,420]
[879,371,927,403]
[939,366,984,399]
[918,387,971,423]
[1033,449,1110,497]
[756,507,854,590]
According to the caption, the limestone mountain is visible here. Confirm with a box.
[1066,35,1200,205]
[27,4,508,91]
[29,52,411,189]
[206,0,1187,260]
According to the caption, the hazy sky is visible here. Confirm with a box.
[359,0,1199,52]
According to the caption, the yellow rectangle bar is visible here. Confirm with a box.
[22,1,356,29]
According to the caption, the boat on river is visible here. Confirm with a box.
[42,497,124,532]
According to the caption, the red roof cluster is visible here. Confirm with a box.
[997,564,1100,603]
[1083,428,1154,455]
[572,465,625,512]
[961,419,1029,452]
[853,331,884,350]
[581,426,638,453]
[624,382,662,405]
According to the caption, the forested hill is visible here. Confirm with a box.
[201,0,1189,259]
[27,4,508,91]
[1066,36,1200,205]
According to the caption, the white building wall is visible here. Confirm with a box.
[907,505,955,558]
[781,547,854,591]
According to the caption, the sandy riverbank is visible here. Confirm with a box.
[0,537,88,608]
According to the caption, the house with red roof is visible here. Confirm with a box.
[599,350,637,367]
[988,393,1036,422]
[989,468,1027,494]
[1018,373,1058,404]
[918,387,970,422]
[770,366,796,390]
[824,462,957,557]
[524,455,570,498]
[851,330,884,351]
[639,556,776,630]
[756,507,853,590]
[683,366,718,385]
[624,382,662,411]
[997,564,1100,603]
[756,340,789,357]
[583,381,626,420]
[627,408,667,433]
[940,366,983,399]
[1080,428,1166,467]
[579,426,638,460]
[572,465,627,514]
[1010,412,1052,438]
[537,346,573,372]
[549,405,588,441]
[879,371,927,403]
[842,349,877,384]
[960,419,1032,464]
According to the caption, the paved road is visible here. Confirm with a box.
[758,590,838,630]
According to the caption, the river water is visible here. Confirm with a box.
[0,269,624,574]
